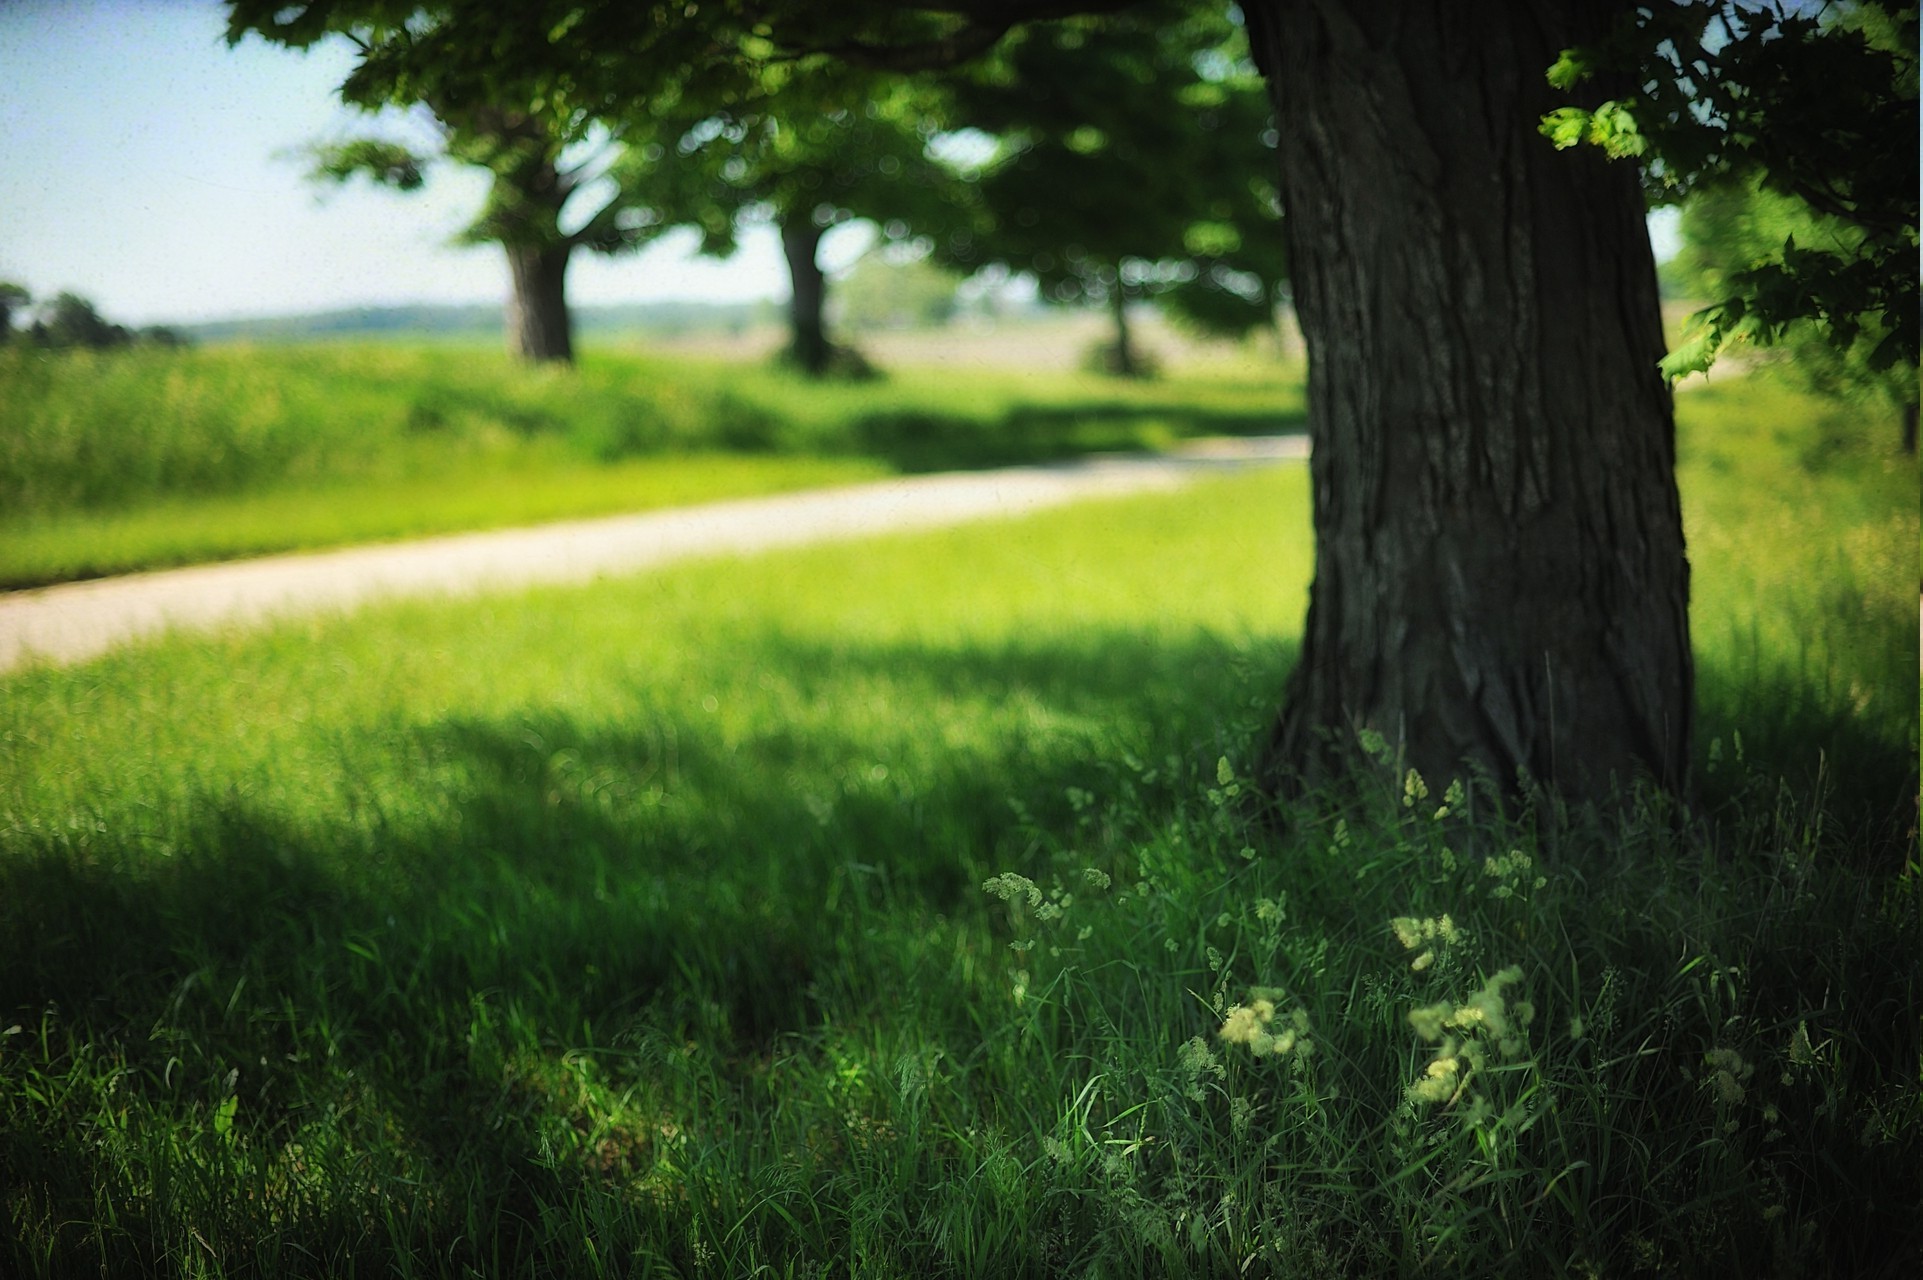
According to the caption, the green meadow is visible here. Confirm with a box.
[0,343,1296,587]
[0,350,1916,1277]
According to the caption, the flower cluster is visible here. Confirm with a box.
[1390,912,1460,972]
[1405,965,1535,1106]
[1218,996,1314,1060]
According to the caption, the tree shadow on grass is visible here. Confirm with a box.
[659,387,1307,470]
[0,625,1292,1273]
[3,616,1910,1273]
[1695,663,1918,862]
[842,401,1306,473]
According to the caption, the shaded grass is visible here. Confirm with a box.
[0,343,1303,587]
[0,372,1915,1277]
[1678,370,1918,831]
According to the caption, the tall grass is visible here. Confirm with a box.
[0,369,1914,1277]
[0,343,1302,586]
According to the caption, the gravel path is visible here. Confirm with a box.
[0,436,1307,675]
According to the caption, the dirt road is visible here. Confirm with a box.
[0,437,1307,675]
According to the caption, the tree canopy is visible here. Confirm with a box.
[228,0,748,363]
[1541,1,1918,380]
[938,3,1285,374]
[671,71,970,374]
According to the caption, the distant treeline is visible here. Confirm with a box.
[0,285,187,351]
[183,299,780,345]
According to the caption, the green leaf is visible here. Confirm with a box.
[1658,331,1718,380]
[212,1094,239,1140]
[1545,48,1588,90]
[1539,107,1589,151]
[1584,101,1647,159]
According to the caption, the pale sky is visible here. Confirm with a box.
[0,0,833,326]
[0,0,1681,329]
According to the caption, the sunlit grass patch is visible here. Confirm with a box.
[0,343,1304,586]
[0,453,889,587]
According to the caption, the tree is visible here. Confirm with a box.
[0,283,29,344]
[939,4,1286,376]
[228,3,743,365]
[29,292,134,350]
[669,73,970,376]
[1225,0,1691,802]
[688,80,961,374]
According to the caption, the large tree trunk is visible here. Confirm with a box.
[505,241,575,365]
[1242,0,1692,805]
[782,220,830,376]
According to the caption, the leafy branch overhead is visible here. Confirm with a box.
[1541,1,1918,378]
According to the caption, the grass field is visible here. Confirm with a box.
[0,341,1300,587]
[0,357,1916,1277]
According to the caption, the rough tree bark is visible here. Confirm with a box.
[1240,0,1692,804]
[782,220,831,376]
[505,241,575,365]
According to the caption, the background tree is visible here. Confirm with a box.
[937,3,1285,377]
[0,283,29,345]
[29,292,133,351]
[672,74,971,376]
[229,2,747,365]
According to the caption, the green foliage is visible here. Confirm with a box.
[1539,99,1646,159]
[1544,2,1919,377]
[1661,175,1920,443]
[939,3,1287,348]
[684,75,966,256]
[0,370,1913,1276]
[228,1,746,362]
[306,136,427,190]
[0,342,1302,586]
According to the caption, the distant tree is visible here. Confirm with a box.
[0,282,29,345]
[938,3,1285,377]
[139,325,191,349]
[30,293,133,351]
[228,3,743,365]
[675,75,970,376]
